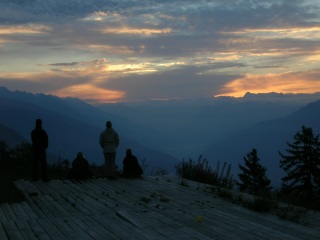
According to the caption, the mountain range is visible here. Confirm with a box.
[1,86,320,186]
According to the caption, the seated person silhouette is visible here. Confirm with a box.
[122,149,143,178]
[68,152,93,180]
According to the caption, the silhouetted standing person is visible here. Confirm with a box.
[122,149,143,178]
[99,121,119,179]
[31,119,49,182]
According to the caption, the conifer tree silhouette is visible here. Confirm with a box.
[279,126,320,199]
[237,148,271,195]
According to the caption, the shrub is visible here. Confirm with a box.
[249,198,276,212]
[175,155,233,188]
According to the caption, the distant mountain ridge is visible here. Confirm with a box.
[242,91,320,103]
[0,123,27,147]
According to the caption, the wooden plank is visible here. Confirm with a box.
[0,204,8,221]
[204,199,318,240]
[155,208,240,240]
[19,201,38,219]
[121,209,215,240]
[15,180,39,196]
[202,209,280,240]
[24,201,46,219]
[135,205,229,240]
[79,215,123,239]
[42,194,71,217]
[70,193,106,215]
[27,218,53,240]
[116,210,145,229]
[46,193,83,216]
[10,203,30,220]
[1,203,17,220]
[71,216,107,240]
[84,181,147,214]
[14,219,38,239]
[1,220,24,240]
[61,180,89,194]
[208,208,301,240]
[38,218,69,240]
[0,222,9,240]
[47,180,97,215]
[37,181,60,195]
[91,214,156,240]
[60,193,93,216]
[39,194,62,218]
[77,181,125,214]
[33,195,55,218]
[82,191,118,214]
[173,212,232,240]
[50,217,93,240]
[42,192,80,218]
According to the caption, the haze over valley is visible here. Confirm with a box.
[1,87,320,187]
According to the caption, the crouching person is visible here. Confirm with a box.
[122,149,143,178]
[68,152,93,180]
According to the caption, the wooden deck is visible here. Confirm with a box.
[0,176,318,239]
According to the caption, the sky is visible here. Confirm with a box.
[0,0,320,103]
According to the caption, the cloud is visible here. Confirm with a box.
[0,61,240,102]
[0,24,51,34]
[100,27,172,36]
[0,71,90,93]
[217,70,320,97]
[0,0,117,25]
[46,58,108,67]
[52,84,125,103]
[100,66,241,101]
[0,0,320,102]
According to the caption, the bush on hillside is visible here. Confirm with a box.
[175,155,233,188]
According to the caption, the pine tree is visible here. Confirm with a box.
[236,148,271,196]
[279,126,320,199]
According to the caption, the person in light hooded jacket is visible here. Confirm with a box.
[99,121,119,179]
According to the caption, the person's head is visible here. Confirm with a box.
[106,121,112,128]
[126,149,132,156]
[76,152,83,159]
[35,119,42,129]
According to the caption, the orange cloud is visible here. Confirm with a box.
[101,27,172,36]
[89,45,135,54]
[222,27,320,40]
[217,71,320,97]
[51,84,125,103]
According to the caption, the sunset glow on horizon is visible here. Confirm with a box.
[1,1,320,103]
